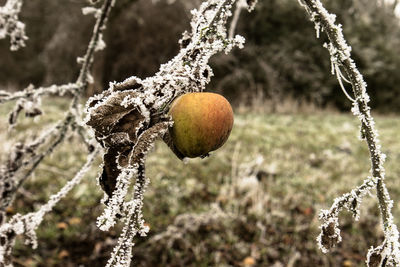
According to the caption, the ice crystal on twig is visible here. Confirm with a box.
[0,0,27,51]
[84,0,255,266]
[0,83,81,105]
[0,0,115,265]
[0,148,99,265]
[300,0,400,265]
[82,6,99,16]
[1,0,255,265]
[229,0,249,39]
[85,0,249,203]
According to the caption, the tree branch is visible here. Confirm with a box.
[299,0,400,265]
[0,3,115,266]
[0,0,27,51]
[76,0,115,88]
[0,147,100,265]
[0,83,80,104]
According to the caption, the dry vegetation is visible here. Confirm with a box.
[1,0,400,266]
[1,97,400,266]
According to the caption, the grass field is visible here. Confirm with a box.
[1,97,400,266]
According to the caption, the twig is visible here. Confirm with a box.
[0,2,115,264]
[0,148,100,264]
[15,113,74,190]
[0,0,114,105]
[0,0,115,208]
[228,0,246,39]
[299,0,400,265]
[0,83,80,104]
[0,0,27,51]
[0,114,73,210]
[105,163,148,267]
[76,0,115,88]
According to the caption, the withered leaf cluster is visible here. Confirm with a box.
[86,81,182,198]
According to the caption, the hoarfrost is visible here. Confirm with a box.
[82,6,99,16]
[0,0,27,51]
[300,0,400,265]
[84,1,255,266]
[0,149,99,262]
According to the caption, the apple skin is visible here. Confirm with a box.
[168,92,234,158]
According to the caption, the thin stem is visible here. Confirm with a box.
[76,0,115,87]
[0,0,114,105]
[300,0,400,263]
[16,113,73,190]
[0,148,99,263]
[302,0,393,235]
[0,0,116,213]
[0,83,80,104]
[0,113,73,210]
[228,0,245,39]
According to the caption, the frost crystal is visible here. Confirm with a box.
[0,0,28,51]
[83,1,255,266]
[82,6,99,16]
[0,0,114,265]
[0,149,99,263]
[300,0,400,265]
[95,33,106,51]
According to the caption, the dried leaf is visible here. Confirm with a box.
[302,207,313,216]
[68,217,81,225]
[113,109,146,142]
[101,148,125,197]
[113,77,143,91]
[8,100,24,127]
[129,121,172,164]
[58,249,70,259]
[87,90,142,138]
[56,222,68,230]
[243,256,256,266]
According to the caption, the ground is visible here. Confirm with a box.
[1,97,400,267]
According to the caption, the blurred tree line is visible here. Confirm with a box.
[0,0,399,112]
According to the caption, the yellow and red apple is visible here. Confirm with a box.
[168,92,234,158]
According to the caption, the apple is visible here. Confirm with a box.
[168,92,234,158]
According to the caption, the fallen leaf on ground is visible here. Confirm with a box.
[56,222,68,230]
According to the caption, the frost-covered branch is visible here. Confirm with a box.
[84,0,257,266]
[0,147,99,266]
[0,113,73,211]
[76,0,114,89]
[0,0,113,107]
[0,83,80,104]
[228,0,257,39]
[0,1,115,265]
[299,0,400,265]
[104,163,149,267]
[0,0,115,197]
[0,0,27,51]
[228,0,246,39]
